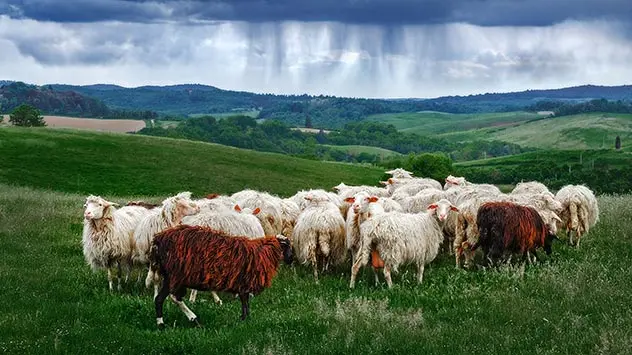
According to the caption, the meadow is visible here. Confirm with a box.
[1,127,631,354]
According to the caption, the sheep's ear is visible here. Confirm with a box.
[387,178,394,184]
[109,201,120,207]
[427,204,438,210]
[304,195,312,201]
[206,193,220,199]
[369,196,379,203]
[344,197,355,203]
[552,213,562,223]
[252,207,261,215]
[267,216,275,224]
[450,206,459,212]
[234,204,242,212]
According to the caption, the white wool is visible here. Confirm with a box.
[182,208,265,239]
[555,184,600,247]
[344,192,372,262]
[194,195,237,213]
[231,189,284,235]
[378,197,403,212]
[448,187,501,207]
[291,189,343,212]
[384,168,414,179]
[133,192,199,266]
[81,195,152,289]
[443,175,469,190]
[292,197,346,281]
[400,188,446,213]
[350,206,444,288]
[279,198,301,239]
[511,181,554,197]
[383,177,443,195]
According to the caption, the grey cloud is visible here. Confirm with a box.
[2,0,632,26]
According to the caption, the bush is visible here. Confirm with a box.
[9,104,46,127]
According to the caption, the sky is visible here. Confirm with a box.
[0,0,632,98]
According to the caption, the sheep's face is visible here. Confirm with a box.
[544,195,564,214]
[176,198,200,217]
[83,197,111,220]
[428,199,459,222]
[276,235,293,265]
[348,192,374,214]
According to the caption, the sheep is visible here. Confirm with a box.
[504,192,563,235]
[473,201,559,265]
[194,194,238,213]
[511,181,554,197]
[443,175,501,195]
[333,182,390,198]
[385,168,414,179]
[291,193,346,282]
[231,189,284,235]
[381,177,443,196]
[453,195,500,268]
[181,204,266,304]
[81,195,152,291]
[126,201,161,209]
[426,198,460,254]
[149,225,293,328]
[349,196,444,289]
[400,188,446,213]
[555,185,600,247]
[290,189,345,215]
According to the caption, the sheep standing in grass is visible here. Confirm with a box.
[81,195,152,291]
[279,199,301,239]
[232,190,284,235]
[292,194,346,281]
[149,225,293,329]
[555,185,600,247]
[426,198,460,254]
[349,196,444,289]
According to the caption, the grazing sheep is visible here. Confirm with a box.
[511,181,554,197]
[149,225,292,328]
[292,194,346,281]
[473,201,559,265]
[349,197,444,289]
[385,168,414,179]
[453,196,500,268]
[231,190,284,235]
[81,195,152,291]
[291,189,345,216]
[555,185,600,247]
[279,199,301,239]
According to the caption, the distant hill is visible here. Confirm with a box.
[46,82,632,127]
[0,82,109,117]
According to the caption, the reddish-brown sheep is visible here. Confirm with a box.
[149,225,292,329]
[473,201,558,265]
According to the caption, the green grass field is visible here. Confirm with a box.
[323,144,402,158]
[2,127,631,353]
[366,111,542,136]
[0,127,384,197]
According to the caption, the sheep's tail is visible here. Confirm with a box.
[568,200,579,232]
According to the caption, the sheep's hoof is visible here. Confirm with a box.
[215,299,223,306]
[191,318,202,328]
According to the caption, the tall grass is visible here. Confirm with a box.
[1,184,631,354]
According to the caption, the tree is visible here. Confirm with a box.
[9,104,46,127]
[615,135,621,150]
[305,113,313,128]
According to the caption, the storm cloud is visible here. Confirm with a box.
[0,1,631,98]
[2,0,632,26]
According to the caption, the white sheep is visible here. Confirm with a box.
[426,198,460,254]
[291,189,345,215]
[279,198,301,239]
[81,195,152,291]
[349,197,444,289]
[194,194,238,213]
[443,175,501,195]
[511,181,554,197]
[384,168,414,179]
[291,194,346,281]
[231,189,284,235]
[400,188,446,213]
[381,177,443,196]
[555,184,600,247]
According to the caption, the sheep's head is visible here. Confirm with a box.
[163,192,199,223]
[275,235,293,265]
[385,168,414,179]
[83,195,117,220]
[332,182,347,193]
[427,198,459,222]
[543,194,564,214]
[347,192,378,214]
[444,175,466,189]
[236,205,261,216]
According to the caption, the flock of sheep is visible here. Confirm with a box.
[80,168,600,328]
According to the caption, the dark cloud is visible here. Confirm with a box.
[2,0,631,26]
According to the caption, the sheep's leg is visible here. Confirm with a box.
[311,253,319,283]
[373,267,380,286]
[189,289,198,303]
[349,259,362,289]
[568,229,574,246]
[211,292,222,306]
[107,268,115,291]
[155,278,170,329]
[454,248,461,268]
[116,262,123,291]
[171,288,199,326]
[575,232,582,249]
[238,293,250,321]
[383,265,393,289]
[417,264,425,284]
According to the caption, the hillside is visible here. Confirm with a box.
[0,127,385,196]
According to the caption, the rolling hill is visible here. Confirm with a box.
[0,127,385,197]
